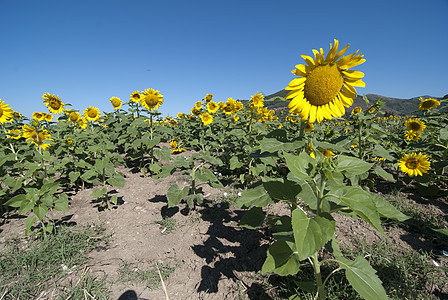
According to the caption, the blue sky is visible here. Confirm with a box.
[1,0,447,119]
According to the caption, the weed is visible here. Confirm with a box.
[155,216,179,234]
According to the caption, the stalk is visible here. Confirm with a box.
[311,253,325,300]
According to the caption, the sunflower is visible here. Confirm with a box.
[320,149,335,158]
[177,113,184,119]
[352,107,362,115]
[42,93,65,114]
[32,112,45,121]
[43,113,53,122]
[286,39,365,123]
[222,98,237,115]
[169,139,178,149]
[233,115,240,123]
[172,147,186,154]
[22,124,53,149]
[12,111,22,120]
[235,101,243,111]
[251,92,264,108]
[204,94,213,103]
[404,130,421,141]
[305,142,315,159]
[0,100,14,124]
[84,106,101,122]
[305,122,314,132]
[191,107,201,116]
[77,118,87,129]
[140,88,164,110]
[419,97,440,111]
[200,112,213,125]
[368,107,375,114]
[195,101,203,110]
[66,138,73,144]
[207,101,220,114]
[398,152,430,176]
[130,91,142,103]
[7,129,22,139]
[110,97,122,110]
[69,111,82,123]
[405,118,425,133]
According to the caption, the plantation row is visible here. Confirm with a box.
[1,39,447,299]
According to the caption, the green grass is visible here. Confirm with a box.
[116,259,178,290]
[0,224,110,299]
[155,216,180,234]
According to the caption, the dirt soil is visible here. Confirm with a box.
[1,155,448,300]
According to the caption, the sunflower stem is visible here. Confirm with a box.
[311,253,325,300]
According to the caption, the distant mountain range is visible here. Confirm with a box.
[258,90,448,116]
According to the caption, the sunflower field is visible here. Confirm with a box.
[1,39,448,299]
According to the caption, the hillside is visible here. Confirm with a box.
[259,90,447,116]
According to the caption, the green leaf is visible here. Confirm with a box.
[107,173,125,187]
[373,166,395,182]
[90,187,108,199]
[239,207,265,229]
[229,156,243,170]
[4,194,27,208]
[373,144,394,161]
[287,173,318,210]
[370,194,409,221]
[262,241,301,276]
[153,165,175,179]
[433,228,448,235]
[336,256,388,300]
[80,169,98,183]
[25,215,37,234]
[292,208,335,260]
[167,184,183,208]
[260,138,285,153]
[263,179,301,204]
[234,184,272,208]
[284,152,315,181]
[336,155,373,175]
[69,171,81,183]
[200,154,223,166]
[110,195,118,205]
[149,162,162,174]
[54,194,69,211]
[33,205,48,222]
[173,156,190,168]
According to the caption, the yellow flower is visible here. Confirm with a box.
[171,147,186,154]
[320,149,335,158]
[0,100,14,124]
[200,112,213,125]
[42,93,65,114]
[221,98,237,115]
[77,118,87,129]
[204,94,213,103]
[66,138,73,144]
[110,97,122,110]
[305,123,314,132]
[130,91,142,103]
[352,107,362,115]
[32,112,45,121]
[7,129,22,139]
[207,101,220,114]
[306,142,315,158]
[251,92,264,108]
[12,111,22,120]
[368,107,375,114]
[169,139,178,149]
[405,118,425,133]
[191,107,201,116]
[43,113,53,122]
[84,106,101,122]
[195,101,203,110]
[235,101,243,111]
[286,39,365,123]
[22,124,53,149]
[398,152,430,176]
[169,119,178,126]
[419,97,440,110]
[233,114,240,123]
[177,113,184,119]
[404,130,421,141]
[140,88,163,110]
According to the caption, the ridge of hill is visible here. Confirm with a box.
[258,90,447,116]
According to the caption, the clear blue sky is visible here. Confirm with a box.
[1,0,447,119]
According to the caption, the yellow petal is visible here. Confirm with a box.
[333,43,350,62]
[342,70,365,79]
[301,54,315,66]
[287,77,307,87]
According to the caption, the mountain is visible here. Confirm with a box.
[261,90,447,116]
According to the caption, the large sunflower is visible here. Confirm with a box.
[0,99,14,124]
[404,118,425,133]
[419,97,440,111]
[130,91,142,103]
[42,93,65,114]
[251,92,264,108]
[398,152,430,176]
[110,97,122,110]
[22,124,53,150]
[207,101,220,114]
[200,112,213,125]
[286,39,365,123]
[84,106,101,122]
[140,88,164,110]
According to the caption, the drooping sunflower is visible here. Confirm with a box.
[195,101,203,110]
[200,112,213,125]
[204,94,213,103]
[320,149,335,158]
[177,113,184,119]
[130,91,142,103]
[110,97,122,110]
[352,107,362,115]
[419,97,440,111]
[32,112,45,121]
[305,122,314,132]
[405,118,425,133]
[69,111,82,123]
[43,113,53,122]
[222,98,237,115]
[191,107,201,116]
[42,93,65,114]
[7,129,22,139]
[207,101,220,114]
[368,107,376,114]
[140,88,164,110]
[12,111,22,120]
[286,39,365,123]
[398,152,430,176]
[0,99,14,124]
[84,106,101,122]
